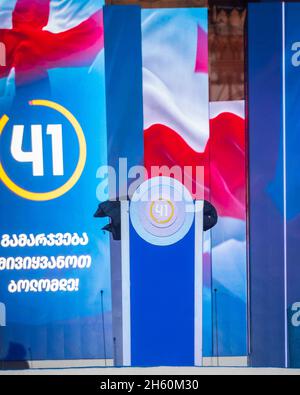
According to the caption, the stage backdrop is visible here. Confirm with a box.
[248,2,300,368]
[0,0,112,361]
[103,5,248,361]
[0,1,249,364]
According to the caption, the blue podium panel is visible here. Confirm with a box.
[121,177,203,367]
[129,223,195,367]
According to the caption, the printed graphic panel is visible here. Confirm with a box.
[0,0,111,361]
[247,2,299,367]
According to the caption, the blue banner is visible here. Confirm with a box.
[285,2,300,369]
[248,2,300,368]
[0,4,111,361]
[103,5,144,366]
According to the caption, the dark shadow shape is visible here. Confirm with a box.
[0,342,30,370]
[95,199,218,241]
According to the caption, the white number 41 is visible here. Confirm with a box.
[11,124,64,177]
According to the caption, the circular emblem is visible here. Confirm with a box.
[130,176,194,246]
[0,100,86,201]
[149,199,175,225]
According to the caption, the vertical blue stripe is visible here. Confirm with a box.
[285,2,300,368]
[103,5,144,366]
[103,5,144,197]
[129,222,196,367]
[248,2,286,367]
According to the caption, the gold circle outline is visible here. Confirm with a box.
[150,198,175,225]
[0,100,86,201]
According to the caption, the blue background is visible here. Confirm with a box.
[129,220,196,367]
[248,2,286,368]
[0,60,112,360]
[248,2,300,368]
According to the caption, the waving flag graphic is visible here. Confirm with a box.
[0,0,104,85]
[0,2,248,362]
[142,9,209,154]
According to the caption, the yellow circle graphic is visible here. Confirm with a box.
[0,100,86,201]
[150,199,175,225]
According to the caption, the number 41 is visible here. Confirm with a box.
[11,124,64,176]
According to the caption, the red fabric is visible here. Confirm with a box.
[12,0,50,30]
[0,0,103,85]
[144,112,246,220]
[195,25,208,73]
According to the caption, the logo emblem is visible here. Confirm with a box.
[0,100,86,201]
[130,177,194,246]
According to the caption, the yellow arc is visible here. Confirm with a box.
[0,100,86,201]
[150,199,175,225]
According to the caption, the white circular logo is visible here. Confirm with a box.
[130,177,194,246]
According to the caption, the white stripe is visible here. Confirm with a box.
[194,200,204,366]
[0,302,6,327]
[282,1,288,369]
[121,201,131,366]
[44,0,102,33]
[209,100,245,120]
[0,0,17,29]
